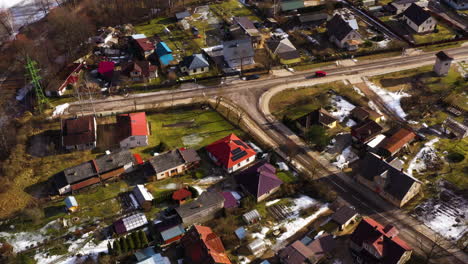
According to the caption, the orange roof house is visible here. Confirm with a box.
[181,225,231,264]
[380,128,416,156]
[117,112,150,149]
[172,188,192,204]
[205,134,256,173]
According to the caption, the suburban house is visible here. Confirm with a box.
[279,233,336,264]
[265,37,301,65]
[157,222,186,245]
[357,152,422,207]
[54,150,140,194]
[351,120,384,144]
[443,117,468,139]
[379,128,416,156]
[401,4,436,33]
[132,184,154,211]
[223,39,255,69]
[350,106,383,123]
[46,63,83,97]
[132,34,155,58]
[122,61,158,82]
[389,0,426,14]
[350,217,413,264]
[156,42,175,67]
[331,206,359,231]
[232,17,261,45]
[235,162,283,202]
[135,248,171,264]
[327,14,362,50]
[243,209,261,224]
[65,196,79,213]
[97,61,115,81]
[172,188,192,204]
[296,108,338,132]
[205,133,257,173]
[175,191,225,227]
[443,0,468,10]
[117,112,150,149]
[222,191,240,209]
[61,115,97,151]
[181,225,231,264]
[114,213,148,234]
[149,148,201,180]
[433,51,453,76]
[179,54,210,75]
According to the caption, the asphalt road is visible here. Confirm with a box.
[63,46,468,263]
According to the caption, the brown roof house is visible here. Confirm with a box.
[331,206,359,231]
[350,217,412,264]
[279,233,336,264]
[149,148,201,181]
[61,115,97,151]
[175,191,225,227]
[443,117,468,139]
[379,128,416,156]
[235,162,283,202]
[122,61,158,82]
[357,153,422,207]
[351,120,383,144]
[296,108,338,133]
[350,106,384,123]
[54,150,139,194]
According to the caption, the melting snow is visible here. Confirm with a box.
[346,119,357,127]
[365,80,410,119]
[266,199,281,206]
[406,138,439,175]
[352,86,365,96]
[52,103,70,117]
[182,133,203,147]
[198,176,224,185]
[329,95,356,122]
[333,146,359,169]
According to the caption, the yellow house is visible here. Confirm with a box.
[295,108,338,133]
[265,37,302,65]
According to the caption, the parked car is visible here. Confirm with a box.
[315,71,327,77]
[242,74,260,81]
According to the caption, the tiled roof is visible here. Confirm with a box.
[327,14,356,41]
[135,38,155,52]
[175,191,225,220]
[350,217,411,264]
[194,225,231,264]
[97,61,115,77]
[221,191,239,208]
[61,115,96,147]
[332,206,358,225]
[149,148,200,174]
[205,134,257,169]
[235,162,283,199]
[402,3,431,26]
[223,39,255,61]
[117,112,149,138]
[122,61,157,78]
[380,128,416,154]
[351,120,383,143]
[172,188,192,201]
[180,54,210,70]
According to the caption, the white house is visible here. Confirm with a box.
[179,54,210,75]
[402,4,436,33]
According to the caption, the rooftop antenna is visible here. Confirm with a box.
[25,56,49,113]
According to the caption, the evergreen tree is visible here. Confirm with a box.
[120,237,128,253]
[132,232,141,249]
[139,230,149,247]
[127,235,135,251]
[113,240,121,256]
[107,241,113,255]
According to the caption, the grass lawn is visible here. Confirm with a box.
[277,171,296,183]
[210,0,261,22]
[270,81,368,120]
[412,23,457,44]
[434,138,468,189]
[131,108,245,159]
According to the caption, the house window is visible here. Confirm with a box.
[194,68,197,73]
[130,137,135,141]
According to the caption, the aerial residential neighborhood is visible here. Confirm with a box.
[0,0,467,264]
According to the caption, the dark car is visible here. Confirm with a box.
[242,74,260,80]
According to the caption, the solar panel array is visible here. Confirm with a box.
[123,213,148,232]
[233,140,249,149]
[231,147,247,161]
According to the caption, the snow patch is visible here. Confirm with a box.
[182,133,203,147]
[406,138,439,175]
[197,176,223,185]
[346,119,357,127]
[266,199,281,206]
[333,146,359,169]
[329,95,356,122]
[352,85,365,96]
[52,103,69,117]
[365,80,410,119]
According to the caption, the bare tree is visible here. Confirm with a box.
[416,233,460,264]
[0,8,14,38]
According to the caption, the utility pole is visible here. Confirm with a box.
[25,56,49,113]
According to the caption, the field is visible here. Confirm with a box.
[210,0,261,22]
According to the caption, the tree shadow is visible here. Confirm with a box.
[44,205,66,218]
[27,129,62,158]
[24,178,56,199]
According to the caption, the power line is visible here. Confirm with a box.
[24,56,49,113]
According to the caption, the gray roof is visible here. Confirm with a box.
[63,161,97,185]
[327,14,356,41]
[360,153,420,200]
[332,206,358,225]
[180,54,210,70]
[176,11,191,20]
[402,4,431,26]
[436,51,453,61]
[392,0,419,5]
[266,37,297,55]
[223,39,255,61]
[175,191,225,219]
[95,150,135,173]
[149,148,200,174]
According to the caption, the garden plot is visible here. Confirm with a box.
[406,138,440,176]
[413,181,468,241]
[329,95,356,124]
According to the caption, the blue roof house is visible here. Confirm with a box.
[156,42,174,66]
[160,224,185,244]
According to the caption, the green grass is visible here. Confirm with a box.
[210,0,261,21]
[132,108,245,159]
[434,138,468,189]
[413,23,457,44]
[277,171,296,183]
[292,61,334,72]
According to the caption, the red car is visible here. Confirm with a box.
[315,71,327,77]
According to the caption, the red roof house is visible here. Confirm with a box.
[172,188,192,204]
[97,61,115,80]
[350,217,412,264]
[205,134,256,173]
[117,112,149,149]
[380,128,416,156]
[181,225,231,264]
[61,115,97,151]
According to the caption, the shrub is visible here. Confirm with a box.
[187,185,199,198]
[194,170,204,179]
[447,152,464,163]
